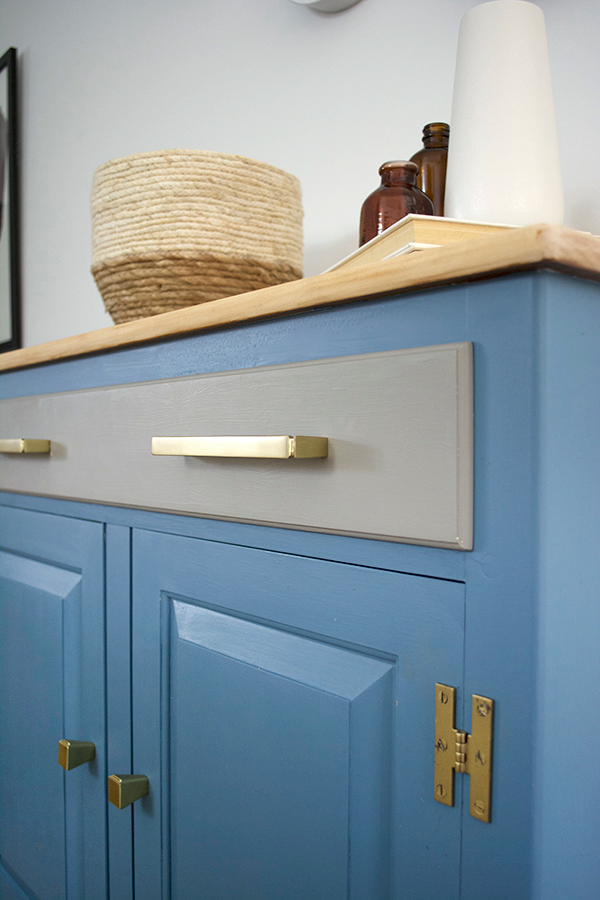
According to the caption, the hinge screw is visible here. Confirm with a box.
[436,738,448,751]
[477,701,491,717]
[440,690,449,704]
[473,800,486,815]
[436,784,447,798]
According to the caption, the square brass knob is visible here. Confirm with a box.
[108,774,149,809]
[58,740,95,770]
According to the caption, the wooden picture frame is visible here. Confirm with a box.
[0,47,21,352]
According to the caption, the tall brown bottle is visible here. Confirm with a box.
[359,160,434,246]
[410,122,450,216]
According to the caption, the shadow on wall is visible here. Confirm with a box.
[304,231,358,277]
[566,198,600,237]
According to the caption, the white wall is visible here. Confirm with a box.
[1,0,599,347]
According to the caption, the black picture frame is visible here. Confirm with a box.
[0,47,21,353]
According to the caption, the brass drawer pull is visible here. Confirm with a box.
[151,435,328,459]
[0,439,51,454]
[58,739,95,770]
[108,774,149,809]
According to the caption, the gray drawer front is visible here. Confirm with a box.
[0,344,473,549]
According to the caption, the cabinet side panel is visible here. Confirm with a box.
[534,275,600,899]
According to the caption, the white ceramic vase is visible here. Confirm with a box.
[444,0,564,226]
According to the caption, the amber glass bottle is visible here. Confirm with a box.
[410,122,450,216]
[359,160,434,246]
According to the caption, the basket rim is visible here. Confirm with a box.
[93,149,301,185]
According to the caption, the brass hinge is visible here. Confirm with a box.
[434,683,494,823]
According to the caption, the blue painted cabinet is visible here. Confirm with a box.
[1,268,599,899]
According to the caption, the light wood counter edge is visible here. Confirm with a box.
[3,223,600,372]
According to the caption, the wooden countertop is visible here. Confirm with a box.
[3,223,600,372]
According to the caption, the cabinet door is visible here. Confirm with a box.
[0,506,107,900]
[131,530,465,900]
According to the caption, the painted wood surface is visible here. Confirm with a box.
[530,277,600,899]
[0,487,466,583]
[0,344,473,548]
[131,528,465,900]
[0,271,535,400]
[0,866,32,900]
[0,507,107,900]
[106,525,134,900]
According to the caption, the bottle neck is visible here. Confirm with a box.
[382,169,417,186]
[422,123,449,150]
[379,161,419,187]
[422,136,448,149]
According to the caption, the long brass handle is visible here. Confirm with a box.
[108,774,149,809]
[151,435,328,459]
[0,439,51,454]
[58,739,95,770]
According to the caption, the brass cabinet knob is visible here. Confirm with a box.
[58,739,96,770]
[108,774,149,809]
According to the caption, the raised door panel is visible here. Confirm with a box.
[131,530,465,899]
[0,865,32,900]
[170,602,393,899]
[0,507,107,900]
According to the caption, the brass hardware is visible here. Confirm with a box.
[108,774,149,809]
[0,439,51,454]
[434,683,494,823]
[58,739,95,770]
[151,435,328,459]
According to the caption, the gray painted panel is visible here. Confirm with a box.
[0,344,473,548]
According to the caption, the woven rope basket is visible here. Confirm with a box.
[91,149,303,324]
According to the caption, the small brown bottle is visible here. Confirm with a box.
[359,160,434,246]
[410,122,450,216]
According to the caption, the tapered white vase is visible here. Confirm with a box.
[444,0,563,225]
